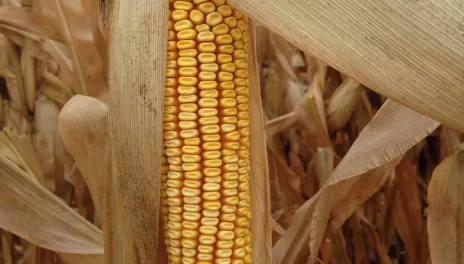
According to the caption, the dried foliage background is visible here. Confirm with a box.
[0,0,462,264]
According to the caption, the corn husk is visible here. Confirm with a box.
[232,0,464,132]
[273,100,439,263]
[107,0,167,262]
[428,145,464,264]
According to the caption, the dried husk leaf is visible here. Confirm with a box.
[108,0,167,262]
[57,253,103,264]
[0,6,63,42]
[232,0,464,132]
[1,231,14,264]
[34,94,66,184]
[357,212,393,264]
[269,34,298,82]
[249,24,272,263]
[21,44,36,111]
[81,0,108,66]
[39,83,72,105]
[295,80,330,148]
[41,40,75,89]
[0,33,27,113]
[427,145,464,264]
[307,101,439,263]
[266,111,297,137]
[315,147,333,184]
[268,149,304,205]
[32,132,55,191]
[326,78,362,131]
[440,127,462,159]
[38,0,107,97]
[59,95,121,264]
[0,146,103,255]
[43,70,73,95]
[38,0,86,95]
[3,0,22,7]
[2,108,44,181]
[273,100,439,263]
[392,158,426,263]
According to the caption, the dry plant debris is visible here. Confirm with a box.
[0,0,461,264]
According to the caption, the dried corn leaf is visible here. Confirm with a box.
[249,25,273,263]
[59,95,121,264]
[41,40,75,89]
[326,78,362,131]
[440,127,462,159]
[32,132,55,191]
[308,100,439,263]
[392,158,426,263]
[20,45,36,111]
[108,0,167,262]
[295,80,330,148]
[1,231,14,264]
[357,212,392,264]
[268,149,304,205]
[81,0,108,65]
[0,149,103,254]
[428,145,464,264]
[34,94,65,184]
[38,0,107,96]
[0,34,27,113]
[266,112,297,137]
[40,83,72,105]
[232,0,464,132]
[315,147,333,184]
[273,100,439,263]
[57,253,103,264]
[0,7,63,42]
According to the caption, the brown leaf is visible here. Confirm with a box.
[38,0,107,97]
[273,100,439,263]
[58,253,103,264]
[32,133,55,191]
[34,95,65,184]
[58,95,121,264]
[427,145,464,264]
[0,33,27,114]
[1,231,14,264]
[358,212,393,264]
[268,149,304,205]
[326,78,363,131]
[392,158,427,263]
[0,7,63,42]
[0,143,103,255]
[20,46,36,111]
[295,79,330,148]
[266,111,298,137]
[232,0,464,132]
[248,24,273,263]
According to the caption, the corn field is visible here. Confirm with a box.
[0,0,462,263]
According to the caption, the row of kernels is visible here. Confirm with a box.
[231,11,253,263]
[173,3,204,263]
[165,5,178,261]
[161,153,171,261]
[197,41,221,261]
[212,2,239,262]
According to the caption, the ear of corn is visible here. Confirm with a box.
[161,0,252,263]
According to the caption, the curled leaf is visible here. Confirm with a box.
[0,143,103,255]
[273,100,439,263]
[428,145,464,264]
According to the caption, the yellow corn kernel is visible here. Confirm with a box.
[163,1,251,263]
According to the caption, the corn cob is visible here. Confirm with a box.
[161,0,252,263]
